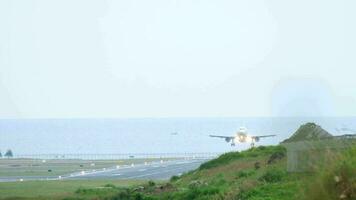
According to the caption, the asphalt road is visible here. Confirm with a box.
[0,159,208,182]
[66,159,206,180]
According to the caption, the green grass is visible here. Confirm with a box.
[114,145,295,200]
[199,145,285,170]
[0,158,172,177]
[1,145,355,200]
[0,179,145,200]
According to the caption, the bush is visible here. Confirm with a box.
[259,168,287,183]
[267,150,286,164]
[148,180,156,187]
[199,151,243,170]
[237,170,255,178]
[115,189,131,199]
[104,183,117,188]
[199,145,286,170]
[181,186,221,199]
[170,175,180,182]
[254,162,261,170]
[303,147,356,200]
[75,188,98,195]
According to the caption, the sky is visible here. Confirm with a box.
[0,0,355,118]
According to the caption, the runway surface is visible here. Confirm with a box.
[0,159,208,182]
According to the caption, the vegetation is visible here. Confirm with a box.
[1,144,355,200]
[199,145,285,170]
[70,145,355,200]
[4,149,13,158]
[0,158,172,177]
[303,147,356,200]
[0,180,146,200]
[282,122,332,143]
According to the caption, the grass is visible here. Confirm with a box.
[90,145,295,200]
[0,158,172,177]
[0,179,145,200]
[303,147,356,200]
[1,145,355,200]
[199,145,285,170]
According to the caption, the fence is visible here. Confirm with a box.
[12,152,221,160]
[282,136,356,172]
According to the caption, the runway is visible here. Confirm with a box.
[0,159,208,182]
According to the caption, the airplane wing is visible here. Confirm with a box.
[252,135,276,139]
[209,135,234,143]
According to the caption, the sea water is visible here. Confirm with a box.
[0,117,355,155]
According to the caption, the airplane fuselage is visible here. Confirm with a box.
[230,127,254,146]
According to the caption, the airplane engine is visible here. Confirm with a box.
[254,137,260,142]
[225,138,231,143]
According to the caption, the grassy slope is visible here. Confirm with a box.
[160,146,304,200]
[0,146,296,200]
[56,146,308,200]
[2,145,354,200]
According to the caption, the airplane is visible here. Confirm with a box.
[209,127,276,147]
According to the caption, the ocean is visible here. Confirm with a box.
[0,117,355,155]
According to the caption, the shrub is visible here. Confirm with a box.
[75,188,99,195]
[148,180,156,187]
[199,151,243,170]
[181,186,221,199]
[259,168,287,183]
[104,183,117,188]
[254,162,261,170]
[170,175,180,182]
[199,145,286,170]
[267,150,286,164]
[133,192,144,200]
[303,147,356,200]
[114,189,131,199]
[237,170,255,178]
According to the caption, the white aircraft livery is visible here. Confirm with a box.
[209,127,276,147]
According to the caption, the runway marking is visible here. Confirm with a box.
[0,159,209,182]
[126,163,202,179]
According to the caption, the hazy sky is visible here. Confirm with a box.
[0,0,355,118]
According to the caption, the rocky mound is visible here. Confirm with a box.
[282,122,332,143]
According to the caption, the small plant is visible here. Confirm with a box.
[303,147,356,200]
[170,175,180,182]
[267,150,286,164]
[199,151,243,170]
[115,189,132,199]
[237,170,255,178]
[104,183,117,188]
[259,168,287,183]
[148,180,156,187]
[254,162,261,170]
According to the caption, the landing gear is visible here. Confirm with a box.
[250,142,255,148]
[231,143,236,146]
